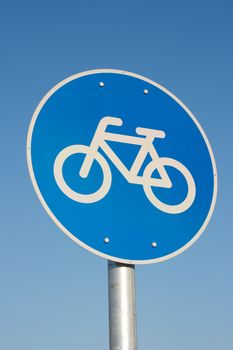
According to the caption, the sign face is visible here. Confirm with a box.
[27,69,217,264]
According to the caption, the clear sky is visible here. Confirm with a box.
[0,1,232,349]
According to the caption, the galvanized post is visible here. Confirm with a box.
[108,260,137,350]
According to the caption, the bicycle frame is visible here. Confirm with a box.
[80,117,171,188]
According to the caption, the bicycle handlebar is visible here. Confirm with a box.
[98,116,123,130]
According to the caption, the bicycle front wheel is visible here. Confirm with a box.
[53,145,112,203]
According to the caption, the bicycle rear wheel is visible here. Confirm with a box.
[143,157,196,214]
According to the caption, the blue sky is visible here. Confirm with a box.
[0,1,232,349]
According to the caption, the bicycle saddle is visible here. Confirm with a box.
[136,127,165,139]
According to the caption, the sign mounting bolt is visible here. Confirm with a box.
[104,237,110,243]
[151,242,157,248]
[99,82,105,87]
[144,89,149,94]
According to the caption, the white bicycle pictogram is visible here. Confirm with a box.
[54,116,196,214]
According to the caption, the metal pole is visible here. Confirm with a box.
[108,260,137,350]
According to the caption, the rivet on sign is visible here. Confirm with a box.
[104,237,110,243]
[151,242,157,248]
[144,89,149,94]
[99,82,105,87]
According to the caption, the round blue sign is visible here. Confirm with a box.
[27,69,217,264]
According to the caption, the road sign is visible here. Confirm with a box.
[27,69,217,264]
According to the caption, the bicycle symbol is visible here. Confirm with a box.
[54,116,196,214]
